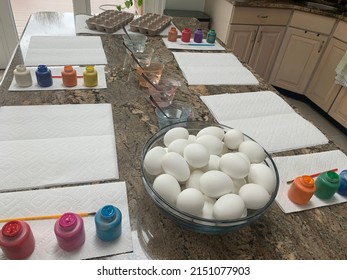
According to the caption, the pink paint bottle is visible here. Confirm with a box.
[54,212,85,251]
[0,220,35,259]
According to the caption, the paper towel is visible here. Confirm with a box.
[24,36,108,66]
[201,91,329,152]
[9,66,107,91]
[273,150,347,213]
[162,38,225,51]
[172,52,258,85]
[0,104,119,191]
[0,182,132,260]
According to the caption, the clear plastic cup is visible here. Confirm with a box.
[155,101,193,129]
[122,34,147,52]
[147,78,181,107]
[131,47,154,69]
[136,62,164,87]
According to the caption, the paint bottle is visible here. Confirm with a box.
[83,65,98,87]
[287,175,316,205]
[35,64,53,87]
[181,28,191,43]
[193,28,203,43]
[168,27,178,42]
[0,220,35,259]
[207,29,217,44]
[337,170,347,196]
[54,212,85,251]
[62,65,77,87]
[315,171,340,199]
[13,65,32,87]
[95,205,122,242]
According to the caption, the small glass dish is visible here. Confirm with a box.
[140,121,279,234]
[147,78,181,108]
[155,101,192,129]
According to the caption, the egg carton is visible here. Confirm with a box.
[86,10,134,33]
[129,13,172,36]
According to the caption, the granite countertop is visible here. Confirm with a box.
[0,13,346,260]
[228,0,347,20]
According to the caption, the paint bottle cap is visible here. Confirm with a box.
[59,212,77,231]
[101,205,117,221]
[37,65,48,72]
[2,221,22,238]
[64,65,74,73]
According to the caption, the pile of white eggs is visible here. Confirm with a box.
[143,126,277,220]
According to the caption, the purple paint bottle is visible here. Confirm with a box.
[194,28,203,43]
[54,212,85,251]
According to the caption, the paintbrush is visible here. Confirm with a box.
[286,168,338,184]
[0,212,96,223]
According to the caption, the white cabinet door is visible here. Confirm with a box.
[306,38,347,112]
[270,27,327,94]
[329,87,347,128]
[249,26,286,82]
[226,24,258,63]
[0,0,18,69]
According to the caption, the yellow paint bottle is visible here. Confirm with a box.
[83,65,98,87]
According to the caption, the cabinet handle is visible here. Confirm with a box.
[257,15,269,19]
[318,41,325,53]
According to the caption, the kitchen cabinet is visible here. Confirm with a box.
[225,7,291,81]
[305,38,347,111]
[269,11,336,94]
[329,87,347,128]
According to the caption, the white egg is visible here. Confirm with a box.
[248,163,276,194]
[168,138,190,155]
[239,183,271,210]
[185,169,204,190]
[232,178,247,194]
[213,194,245,220]
[163,127,189,146]
[196,134,224,155]
[200,170,235,198]
[201,154,220,172]
[143,146,167,175]
[200,200,215,219]
[188,134,197,142]
[176,188,205,215]
[196,126,225,140]
[183,143,210,169]
[161,152,190,183]
[153,174,181,205]
[224,129,244,149]
[238,140,266,163]
[219,152,250,179]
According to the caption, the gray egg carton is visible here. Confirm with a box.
[129,13,172,36]
[86,10,134,33]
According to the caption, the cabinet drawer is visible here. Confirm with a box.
[290,11,336,34]
[230,7,291,25]
[334,21,347,42]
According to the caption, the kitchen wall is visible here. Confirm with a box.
[165,0,206,12]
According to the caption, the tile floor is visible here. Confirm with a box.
[4,1,347,154]
[282,95,347,153]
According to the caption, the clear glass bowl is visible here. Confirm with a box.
[141,121,280,234]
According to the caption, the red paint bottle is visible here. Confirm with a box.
[0,220,35,259]
[181,28,191,43]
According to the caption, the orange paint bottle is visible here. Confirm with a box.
[62,65,77,87]
[288,175,316,205]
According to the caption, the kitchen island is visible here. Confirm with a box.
[0,12,346,260]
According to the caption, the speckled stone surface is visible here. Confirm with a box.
[0,13,346,260]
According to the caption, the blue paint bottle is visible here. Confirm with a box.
[95,205,122,242]
[338,170,347,196]
[35,64,53,87]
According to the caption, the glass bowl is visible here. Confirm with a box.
[140,121,279,234]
